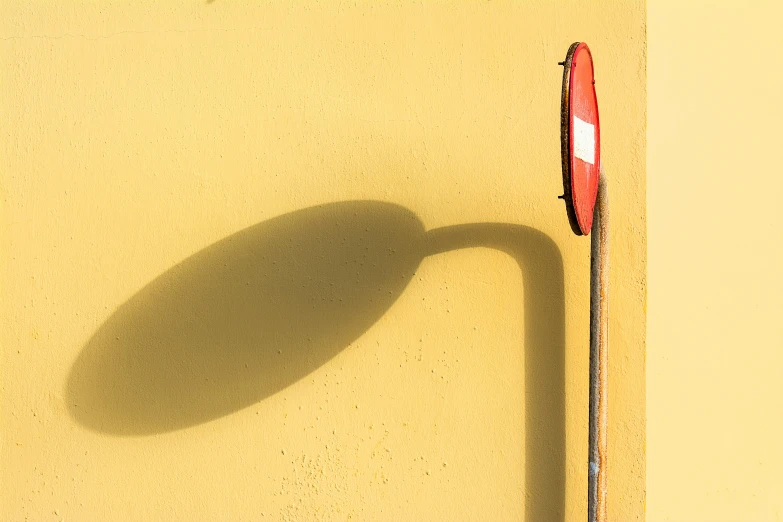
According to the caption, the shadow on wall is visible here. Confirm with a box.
[66,200,565,520]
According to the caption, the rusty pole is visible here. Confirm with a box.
[588,167,609,522]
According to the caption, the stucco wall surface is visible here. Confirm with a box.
[647,1,783,520]
[1,2,645,520]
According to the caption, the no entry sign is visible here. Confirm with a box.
[558,42,609,522]
[560,42,601,236]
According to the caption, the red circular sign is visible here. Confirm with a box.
[560,42,600,236]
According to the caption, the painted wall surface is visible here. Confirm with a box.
[647,1,783,520]
[1,2,645,520]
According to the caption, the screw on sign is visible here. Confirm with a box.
[559,42,610,522]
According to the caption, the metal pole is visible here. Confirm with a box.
[588,167,609,522]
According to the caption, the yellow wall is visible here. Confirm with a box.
[1,2,645,520]
[648,1,783,520]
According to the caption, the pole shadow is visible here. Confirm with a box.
[425,224,565,522]
[66,200,564,520]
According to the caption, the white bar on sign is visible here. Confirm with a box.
[573,116,595,165]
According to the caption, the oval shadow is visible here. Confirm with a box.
[67,201,426,435]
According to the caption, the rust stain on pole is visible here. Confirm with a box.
[588,168,609,522]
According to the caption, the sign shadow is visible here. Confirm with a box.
[66,200,565,520]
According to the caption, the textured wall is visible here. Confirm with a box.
[648,1,783,520]
[1,2,645,520]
